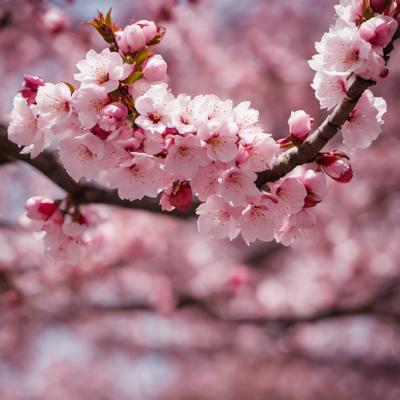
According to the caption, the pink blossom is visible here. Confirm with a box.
[74,48,133,93]
[8,94,51,157]
[335,0,364,23]
[359,16,398,48]
[276,209,317,246]
[273,178,307,216]
[198,94,233,122]
[35,82,72,130]
[218,167,260,206]
[198,119,239,163]
[312,72,348,110]
[196,195,241,240]
[288,110,314,141]
[232,101,259,132]
[135,84,176,133]
[190,163,221,201]
[341,90,386,151]
[97,102,128,131]
[311,24,372,75]
[164,135,209,179]
[58,133,105,182]
[142,55,168,83]
[104,154,166,200]
[238,128,279,172]
[171,94,203,134]
[239,195,277,244]
[42,230,86,265]
[71,85,109,129]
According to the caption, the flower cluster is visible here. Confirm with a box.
[7,3,398,259]
[24,197,94,264]
[310,0,396,152]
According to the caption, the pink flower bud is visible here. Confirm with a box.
[288,110,313,141]
[170,182,193,211]
[318,152,353,183]
[136,20,158,43]
[142,55,168,83]
[116,24,146,54]
[25,197,57,221]
[20,74,45,105]
[359,16,398,48]
[301,170,327,208]
[98,102,128,131]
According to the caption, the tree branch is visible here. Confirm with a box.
[81,277,400,327]
[256,77,374,186]
[256,34,399,186]
[0,125,195,218]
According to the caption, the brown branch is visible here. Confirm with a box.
[256,77,374,186]
[256,34,399,187]
[80,277,400,327]
[0,125,195,218]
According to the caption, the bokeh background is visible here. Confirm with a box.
[1,0,400,399]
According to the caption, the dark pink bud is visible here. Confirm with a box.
[20,74,45,105]
[91,124,110,140]
[170,182,193,211]
[318,152,353,183]
[23,74,45,91]
[25,197,56,221]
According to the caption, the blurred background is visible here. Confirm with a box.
[1,0,400,399]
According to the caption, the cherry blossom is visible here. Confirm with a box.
[104,154,166,200]
[164,135,209,179]
[197,195,241,240]
[6,1,397,254]
[135,84,176,133]
[239,194,277,245]
[71,85,109,129]
[341,90,386,152]
[58,133,105,182]
[74,48,133,93]
[35,82,72,130]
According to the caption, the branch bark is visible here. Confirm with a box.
[0,125,195,218]
[256,77,374,186]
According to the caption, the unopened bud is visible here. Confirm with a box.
[98,102,128,131]
[288,110,314,141]
[318,151,353,183]
[170,182,193,211]
[25,197,57,221]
